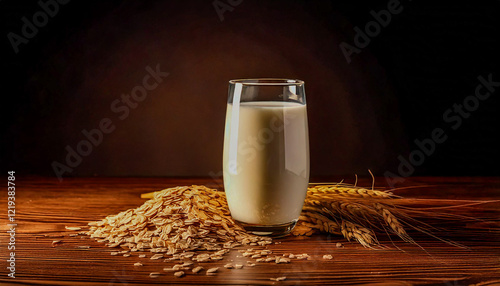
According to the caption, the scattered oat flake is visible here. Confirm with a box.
[174,271,185,278]
[138,254,146,258]
[134,262,143,267]
[183,252,195,258]
[192,266,203,273]
[77,245,90,249]
[323,254,333,260]
[123,253,130,257]
[150,254,163,260]
[247,263,256,267]
[207,267,219,273]
[52,240,62,245]
[197,257,210,262]
[266,256,275,262]
[270,276,287,281]
[224,263,234,269]
[172,264,183,271]
[149,272,161,278]
[110,252,119,256]
[65,226,82,231]
[296,253,310,260]
[276,257,290,264]
[336,242,344,248]
[234,264,243,269]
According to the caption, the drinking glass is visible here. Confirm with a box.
[223,78,309,237]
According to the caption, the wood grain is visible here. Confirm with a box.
[1,176,499,285]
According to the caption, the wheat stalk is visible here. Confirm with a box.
[340,220,378,248]
[307,184,395,199]
[294,184,416,248]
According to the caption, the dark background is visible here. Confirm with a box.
[2,0,499,182]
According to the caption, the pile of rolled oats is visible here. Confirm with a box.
[88,185,273,251]
[86,185,282,277]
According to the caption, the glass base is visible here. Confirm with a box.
[236,220,297,238]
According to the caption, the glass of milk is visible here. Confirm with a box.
[223,79,309,237]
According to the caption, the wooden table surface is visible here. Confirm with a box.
[1,176,499,285]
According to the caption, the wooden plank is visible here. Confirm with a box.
[1,177,499,285]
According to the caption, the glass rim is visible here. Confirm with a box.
[229,78,304,86]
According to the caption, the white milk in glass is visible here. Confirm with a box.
[223,101,309,225]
